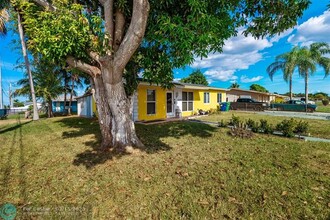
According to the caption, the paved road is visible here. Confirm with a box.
[258,111,330,120]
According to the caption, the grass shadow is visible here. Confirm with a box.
[0,121,31,135]
[55,117,217,169]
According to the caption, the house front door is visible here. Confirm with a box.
[166,92,174,117]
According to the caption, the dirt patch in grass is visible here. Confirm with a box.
[0,116,329,219]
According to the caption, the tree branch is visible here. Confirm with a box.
[99,0,106,6]
[113,9,125,52]
[103,0,114,47]
[66,56,101,77]
[114,0,150,74]
[31,0,56,11]
[88,51,100,62]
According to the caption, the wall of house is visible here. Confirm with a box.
[77,96,92,117]
[226,90,270,103]
[52,101,77,113]
[274,96,285,103]
[137,85,167,121]
[79,95,97,118]
[92,97,97,116]
[181,89,226,117]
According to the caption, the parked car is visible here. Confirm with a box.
[230,98,269,111]
[300,98,315,105]
[270,100,317,112]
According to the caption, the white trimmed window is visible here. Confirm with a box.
[204,92,210,104]
[182,92,193,111]
[217,93,222,103]
[147,89,156,114]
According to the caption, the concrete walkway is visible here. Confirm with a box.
[259,111,330,120]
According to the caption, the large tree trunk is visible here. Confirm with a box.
[92,70,143,152]
[92,76,113,150]
[64,0,150,151]
[17,12,39,121]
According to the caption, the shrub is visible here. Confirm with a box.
[259,119,274,134]
[294,120,309,135]
[246,118,255,128]
[229,114,241,126]
[322,99,329,106]
[246,118,259,133]
[276,118,296,138]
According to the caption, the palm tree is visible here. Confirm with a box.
[17,11,39,120]
[0,0,40,120]
[294,43,330,111]
[15,61,64,118]
[266,47,298,100]
[229,82,240,88]
[0,9,9,36]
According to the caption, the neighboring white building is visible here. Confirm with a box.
[76,93,95,118]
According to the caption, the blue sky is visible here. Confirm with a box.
[1,1,330,105]
[175,1,330,94]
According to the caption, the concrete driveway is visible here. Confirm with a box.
[258,111,330,120]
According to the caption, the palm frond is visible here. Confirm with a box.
[0,9,9,36]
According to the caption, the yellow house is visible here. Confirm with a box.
[134,82,227,121]
[77,82,227,122]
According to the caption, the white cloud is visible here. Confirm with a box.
[288,11,330,45]
[204,69,237,82]
[191,29,278,82]
[223,30,272,54]
[270,28,294,43]
[173,78,181,82]
[0,61,16,70]
[240,75,263,83]
[207,79,214,84]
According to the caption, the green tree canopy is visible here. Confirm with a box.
[250,84,268,93]
[12,0,312,150]
[15,58,65,117]
[180,70,208,86]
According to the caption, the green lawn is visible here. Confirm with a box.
[0,116,329,219]
[316,101,330,113]
[199,111,330,139]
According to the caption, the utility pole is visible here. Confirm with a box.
[0,65,3,109]
[9,82,13,108]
